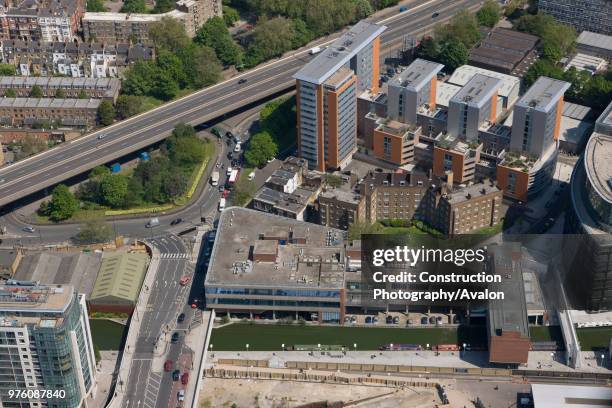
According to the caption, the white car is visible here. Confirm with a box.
[177,390,185,402]
[226,167,233,176]
[248,171,255,181]
[234,143,241,153]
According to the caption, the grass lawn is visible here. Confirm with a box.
[529,325,564,343]
[577,327,612,351]
[89,319,127,350]
[210,323,487,351]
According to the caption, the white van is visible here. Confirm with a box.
[146,217,160,228]
[248,171,256,181]
[218,198,226,211]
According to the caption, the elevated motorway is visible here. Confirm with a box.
[0,0,481,208]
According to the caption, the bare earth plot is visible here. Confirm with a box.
[199,378,443,408]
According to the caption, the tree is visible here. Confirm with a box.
[195,16,243,66]
[354,0,374,19]
[0,63,15,76]
[324,174,342,188]
[348,221,383,240]
[55,88,65,98]
[149,17,191,51]
[223,5,240,26]
[87,0,106,12]
[523,59,564,87]
[291,18,314,49]
[179,45,222,88]
[244,131,278,167]
[476,0,501,27]
[98,100,115,126]
[162,171,188,199]
[434,10,480,48]
[100,174,129,208]
[153,0,174,13]
[74,220,114,244]
[244,17,293,67]
[30,85,43,98]
[171,123,197,139]
[17,135,47,159]
[4,89,16,97]
[122,61,157,96]
[48,184,78,221]
[78,89,88,99]
[115,95,144,119]
[438,40,469,72]
[416,36,440,61]
[120,0,146,13]
[168,135,207,165]
[156,49,187,88]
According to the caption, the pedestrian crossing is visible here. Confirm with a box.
[160,253,189,259]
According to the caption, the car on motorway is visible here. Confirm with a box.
[177,390,185,402]
[171,332,180,343]
[172,370,180,381]
[399,6,407,12]
[432,11,439,17]
[170,218,183,225]
[181,372,189,385]
[179,276,191,286]
[164,360,173,372]
[0,178,4,184]
[238,78,247,85]
[97,133,107,140]
[177,313,185,323]
[22,226,35,233]
[145,217,160,228]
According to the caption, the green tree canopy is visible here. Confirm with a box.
[244,16,294,67]
[194,16,243,66]
[153,0,174,13]
[348,221,383,240]
[115,95,145,119]
[0,63,15,76]
[75,220,114,244]
[120,0,146,13]
[149,17,191,51]
[100,174,129,208]
[48,184,78,221]
[223,5,240,26]
[244,131,278,167]
[86,0,106,12]
[98,100,115,126]
[55,88,65,98]
[476,0,501,27]
[437,40,469,72]
[30,85,43,98]
[4,89,16,97]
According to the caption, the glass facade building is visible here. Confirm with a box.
[0,283,96,408]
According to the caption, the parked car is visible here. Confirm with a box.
[170,218,182,225]
[177,390,185,402]
[22,226,35,233]
[172,370,180,381]
[181,372,189,385]
[179,276,191,286]
[365,316,372,324]
[392,316,400,324]
[385,316,393,324]
[164,360,173,372]
[177,313,185,323]
[171,332,180,343]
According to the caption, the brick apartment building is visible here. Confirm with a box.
[0,97,100,128]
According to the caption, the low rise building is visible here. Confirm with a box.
[565,53,608,75]
[423,178,503,236]
[0,76,121,101]
[0,97,100,128]
[433,132,482,185]
[576,31,612,59]
[318,188,365,230]
[88,251,149,314]
[205,208,347,322]
[251,186,317,221]
[468,28,539,76]
[0,0,85,42]
[371,117,421,166]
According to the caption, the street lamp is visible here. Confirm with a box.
[246,343,249,352]
[281,343,285,350]
[353,343,357,351]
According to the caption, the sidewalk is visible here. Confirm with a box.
[106,244,161,408]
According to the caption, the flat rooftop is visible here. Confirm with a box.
[565,53,607,74]
[558,116,593,146]
[446,181,501,205]
[577,30,612,52]
[83,10,186,22]
[435,81,461,108]
[324,67,354,89]
[595,100,612,135]
[531,384,612,408]
[562,102,592,121]
[293,21,386,84]
[320,188,362,205]
[515,76,571,113]
[449,73,501,108]
[584,133,612,203]
[388,58,443,91]
[0,283,73,313]
[0,98,101,109]
[205,208,346,289]
[448,65,519,99]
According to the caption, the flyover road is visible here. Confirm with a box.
[0,0,482,209]
[123,235,195,408]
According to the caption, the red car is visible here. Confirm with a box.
[181,372,189,385]
[164,360,173,372]
[222,189,230,199]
